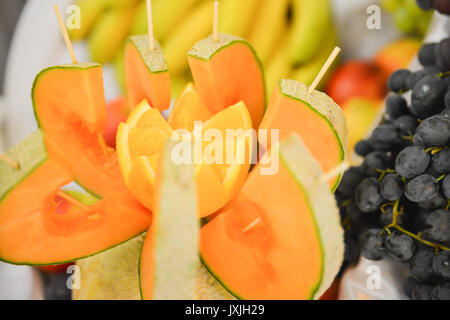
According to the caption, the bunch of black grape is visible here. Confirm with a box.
[336,37,450,300]
[417,0,450,15]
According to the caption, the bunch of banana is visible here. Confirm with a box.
[69,0,338,96]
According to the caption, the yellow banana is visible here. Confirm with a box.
[129,0,148,35]
[68,0,108,40]
[290,27,338,90]
[88,7,136,63]
[163,1,212,75]
[219,0,259,38]
[249,0,289,64]
[103,0,141,8]
[288,0,332,66]
[265,37,291,97]
[153,0,200,41]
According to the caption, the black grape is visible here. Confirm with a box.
[361,152,390,176]
[380,174,403,201]
[384,231,416,261]
[405,174,439,203]
[433,250,450,280]
[388,69,411,93]
[424,209,450,245]
[360,228,385,260]
[409,247,438,283]
[395,146,430,179]
[411,75,447,119]
[418,43,437,66]
[414,115,450,147]
[355,178,384,213]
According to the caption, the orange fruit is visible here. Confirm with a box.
[117,86,253,217]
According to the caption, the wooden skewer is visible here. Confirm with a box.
[53,4,109,157]
[56,190,90,211]
[318,161,350,184]
[308,46,341,94]
[213,0,219,42]
[242,217,262,233]
[0,154,19,169]
[53,4,77,64]
[146,0,154,50]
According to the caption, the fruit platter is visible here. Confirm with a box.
[0,0,450,302]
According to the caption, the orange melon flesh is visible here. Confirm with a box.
[259,79,347,191]
[201,134,344,300]
[125,36,170,111]
[167,83,212,132]
[32,63,126,197]
[0,131,151,265]
[188,33,266,128]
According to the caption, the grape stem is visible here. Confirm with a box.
[375,168,396,181]
[425,147,444,155]
[401,134,414,141]
[381,200,450,252]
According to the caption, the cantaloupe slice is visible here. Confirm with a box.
[139,140,199,300]
[200,134,344,300]
[0,131,151,265]
[32,63,125,197]
[125,35,170,111]
[259,79,347,191]
[188,33,265,128]
[116,99,253,217]
[72,234,234,300]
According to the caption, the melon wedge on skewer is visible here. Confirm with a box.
[124,36,171,111]
[259,79,348,191]
[0,131,151,265]
[188,33,266,128]
[201,134,344,300]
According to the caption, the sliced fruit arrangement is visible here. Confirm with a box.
[259,79,348,190]
[0,131,151,265]
[201,134,344,299]
[139,140,199,299]
[116,97,253,217]
[124,35,170,111]
[0,1,354,300]
[187,33,266,128]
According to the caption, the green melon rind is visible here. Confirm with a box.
[279,134,344,300]
[139,140,199,300]
[73,233,234,300]
[278,79,348,191]
[187,33,267,110]
[127,35,168,74]
[73,234,145,300]
[0,130,47,202]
